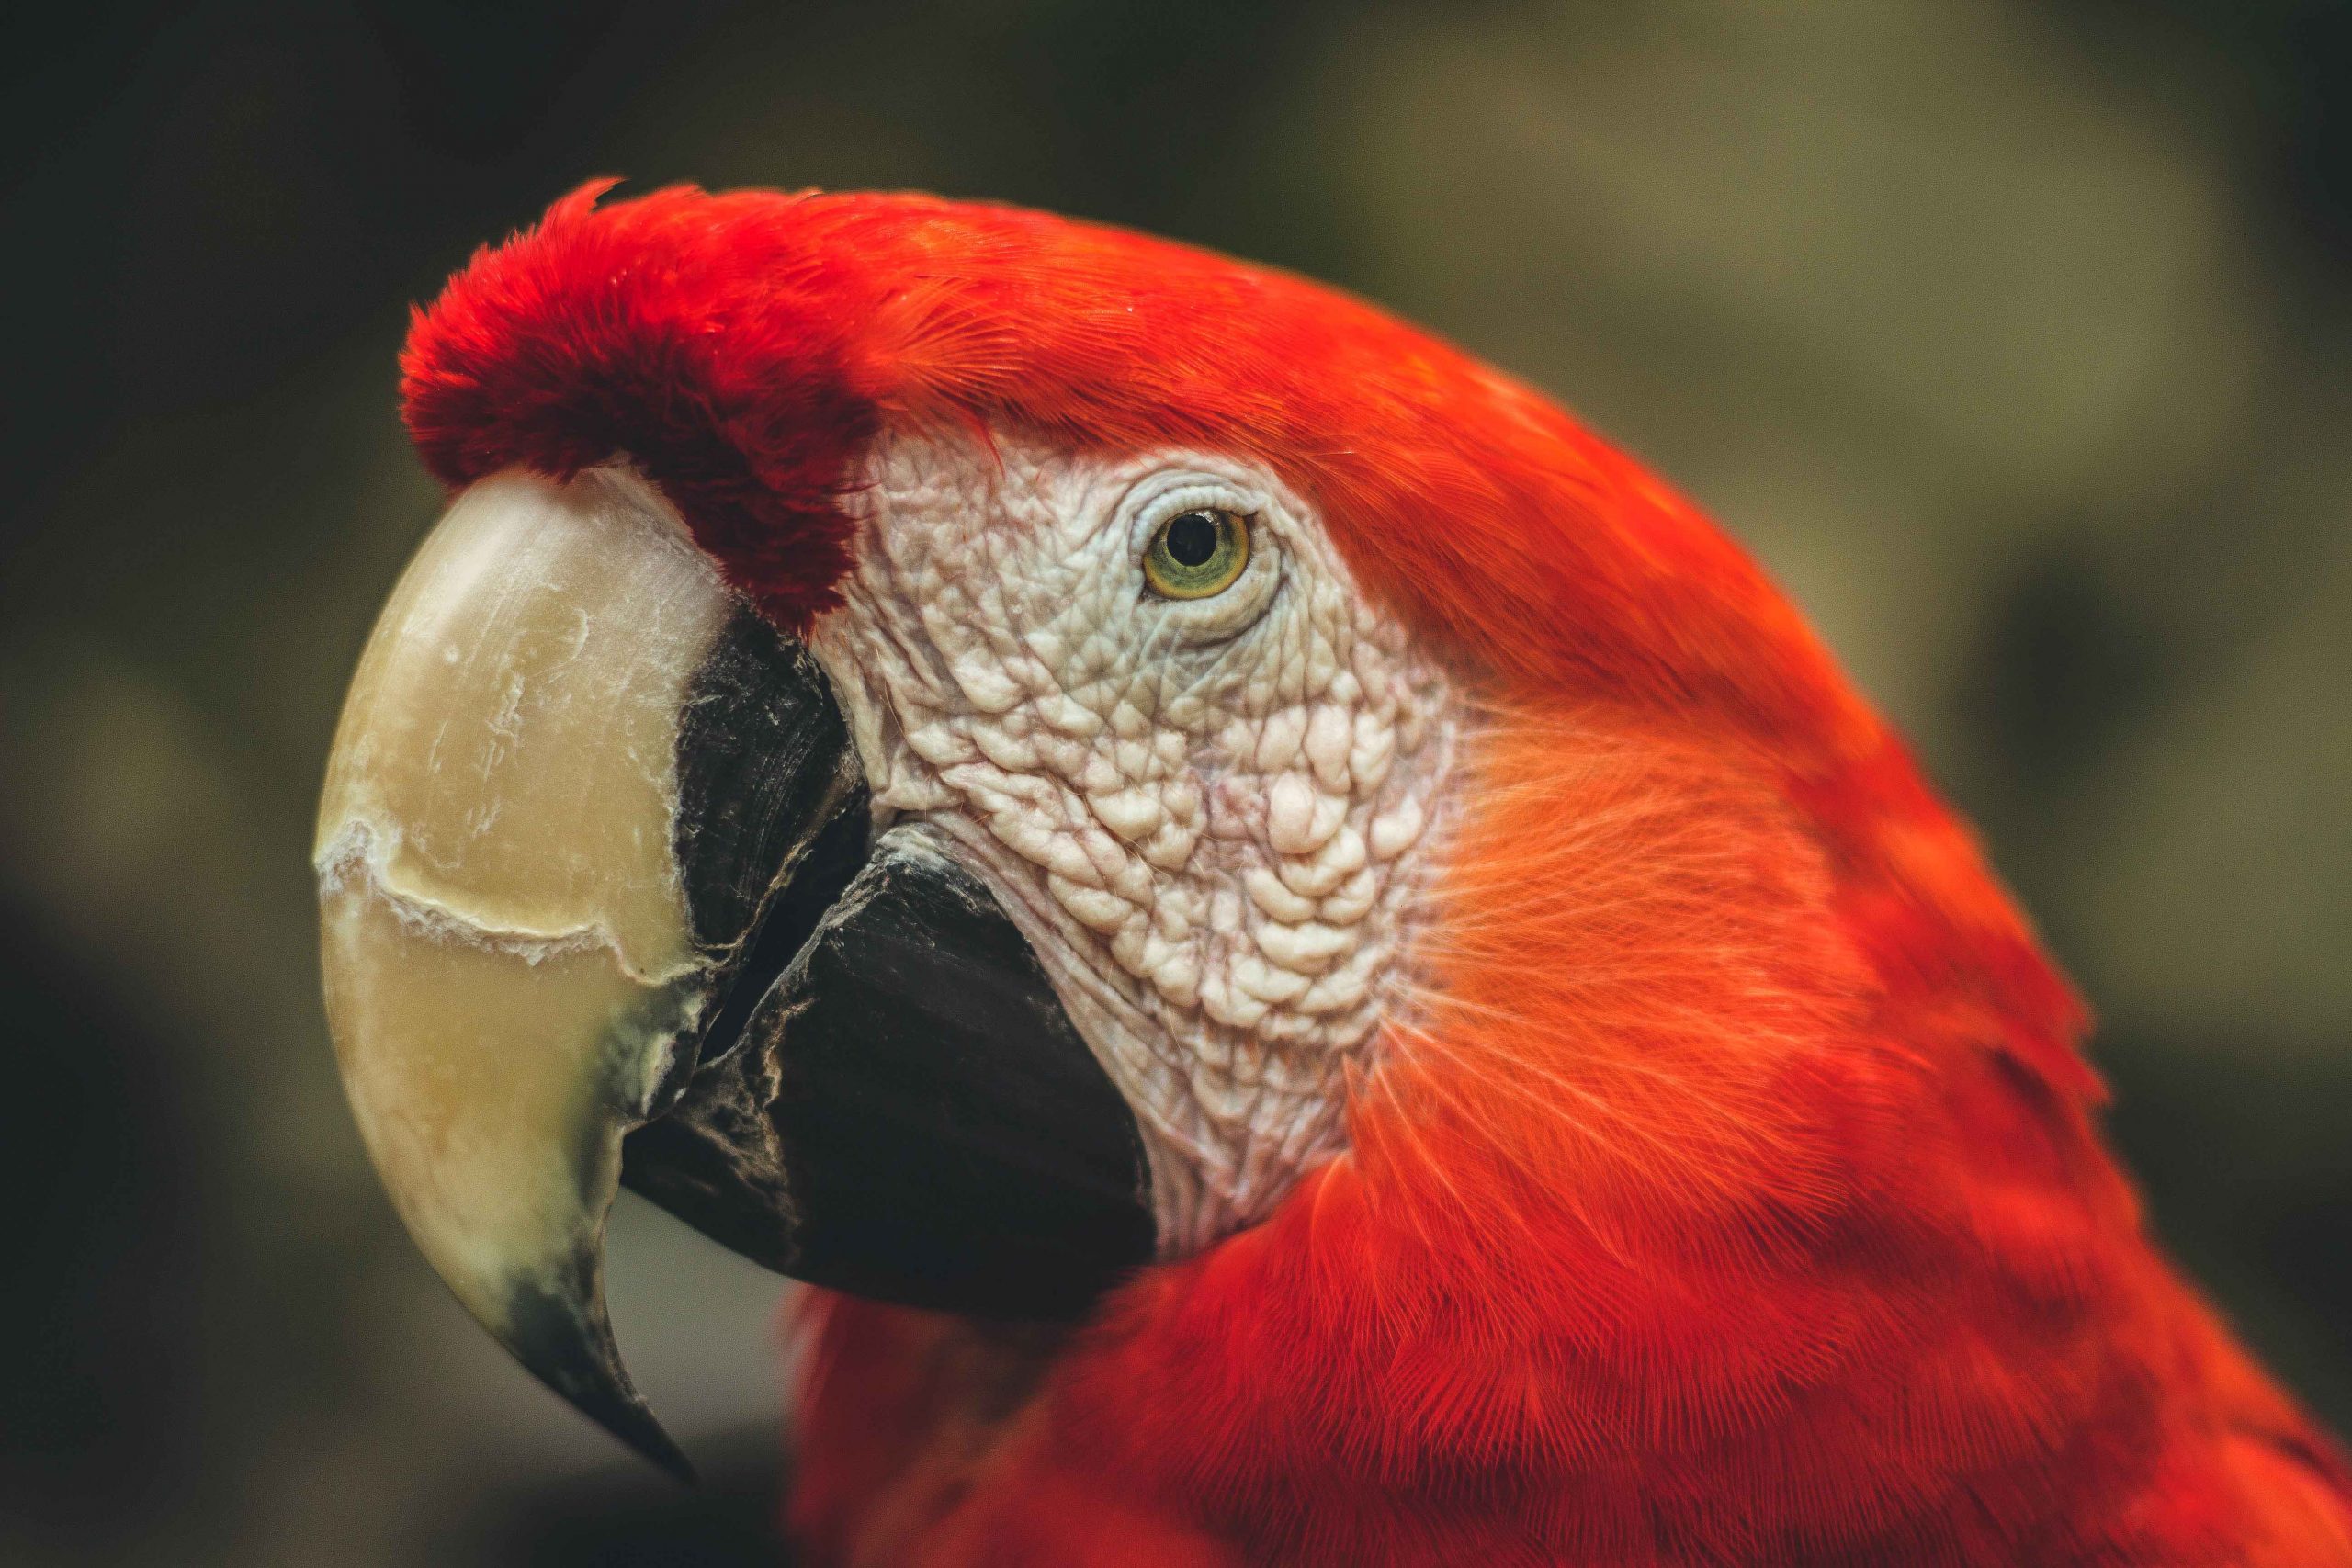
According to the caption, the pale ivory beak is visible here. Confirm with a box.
[315,468,729,1478]
[318,463,1159,1478]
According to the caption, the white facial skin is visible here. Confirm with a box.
[809,426,1458,1253]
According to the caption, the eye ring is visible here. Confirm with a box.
[1143,508,1250,599]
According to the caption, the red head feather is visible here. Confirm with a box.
[403,184,2348,1565]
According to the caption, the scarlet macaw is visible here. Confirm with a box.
[316,182,2352,1565]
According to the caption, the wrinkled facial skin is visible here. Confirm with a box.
[810,429,1459,1251]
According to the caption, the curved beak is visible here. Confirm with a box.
[317,468,1153,1477]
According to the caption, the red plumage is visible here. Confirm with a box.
[405,184,2352,1565]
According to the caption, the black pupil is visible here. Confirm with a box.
[1164,512,1220,568]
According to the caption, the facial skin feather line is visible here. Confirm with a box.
[322,180,2352,1564]
[810,428,1455,1251]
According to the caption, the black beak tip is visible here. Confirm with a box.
[503,1272,699,1486]
[586,1390,699,1488]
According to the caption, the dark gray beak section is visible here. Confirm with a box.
[630,826,1158,1321]
[317,467,1154,1477]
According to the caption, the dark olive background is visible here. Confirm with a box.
[5,4,2349,1562]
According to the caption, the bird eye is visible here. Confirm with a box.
[1143,508,1250,599]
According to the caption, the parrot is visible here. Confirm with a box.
[314,179,2352,1566]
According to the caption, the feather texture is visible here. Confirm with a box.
[404,184,2352,1565]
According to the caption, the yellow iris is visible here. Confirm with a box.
[1143,509,1250,599]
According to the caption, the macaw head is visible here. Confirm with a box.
[318,182,2083,1475]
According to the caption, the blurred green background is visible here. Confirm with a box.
[5,2,2348,1562]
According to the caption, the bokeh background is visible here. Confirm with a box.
[6,2,2349,1562]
